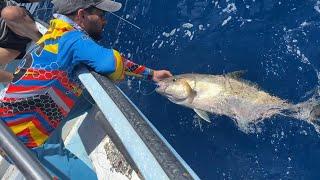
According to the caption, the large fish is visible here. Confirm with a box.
[156,72,320,128]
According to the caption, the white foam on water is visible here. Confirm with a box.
[223,3,237,13]
[283,28,311,65]
[214,1,219,7]
[151,40,157,48]
[158,40,164,48]
[199,24,204,30]
[314,1,320,13]
[184,30,192,37]
[162,28,177,37]
[182,23,194,29]
[222,16,232,26]
[300,21,311,27]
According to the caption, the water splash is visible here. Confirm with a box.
[234,96,320,134]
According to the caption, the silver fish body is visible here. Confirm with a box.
[156,73,316,125]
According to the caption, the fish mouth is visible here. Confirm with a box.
[155,81,189,103]
[155,82,175,100]
[155,86,187,103]
[158,92,179,103]
[155,81,167,94]
[155,86,170,97]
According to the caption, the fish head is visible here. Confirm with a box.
[156,76,196,104]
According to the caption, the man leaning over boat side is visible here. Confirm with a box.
[0,0,172,160]
[0,0,43,83]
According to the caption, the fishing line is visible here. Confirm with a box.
[137,80,157,96]
[110,12,141,30]
[82,93,95,106]
[111,0,157,47]
[108,1,160,94]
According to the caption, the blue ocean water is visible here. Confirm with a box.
[103,0,320,179]
[35,0,320,179]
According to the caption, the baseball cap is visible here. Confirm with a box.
[52,0,122,15]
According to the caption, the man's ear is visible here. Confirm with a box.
[77,9,87,21]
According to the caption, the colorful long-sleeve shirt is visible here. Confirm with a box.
[0,17,153,148]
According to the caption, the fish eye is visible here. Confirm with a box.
[172,78,177,82]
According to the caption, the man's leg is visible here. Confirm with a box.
[0,6,41,83]
[0,48,18,82]
[1,6,41,42]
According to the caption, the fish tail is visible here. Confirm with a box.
[286,98,320,132]
[310,104,320,122]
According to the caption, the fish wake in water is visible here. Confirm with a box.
[156,71,320,133]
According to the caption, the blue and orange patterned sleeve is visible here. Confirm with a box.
[123,56,154,80]
[107,49,154,81]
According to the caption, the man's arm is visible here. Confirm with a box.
[123,57,154,80]
[122,57,172,82]
[106,49,172,82]
[71,32,172,82]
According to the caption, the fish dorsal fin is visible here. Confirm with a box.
[226,70,247,79]
[194,109,211,123]
[225,70,261,89]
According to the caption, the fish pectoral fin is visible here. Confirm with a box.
[183,81,197,103]
[226,70,247,79]
[194,109,211,123]
[187,89,197,103]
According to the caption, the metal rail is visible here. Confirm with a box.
[77,67,200,180]
[0,120,52,180]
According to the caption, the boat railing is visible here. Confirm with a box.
[0,118,52,179]
[77,67,200,180]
